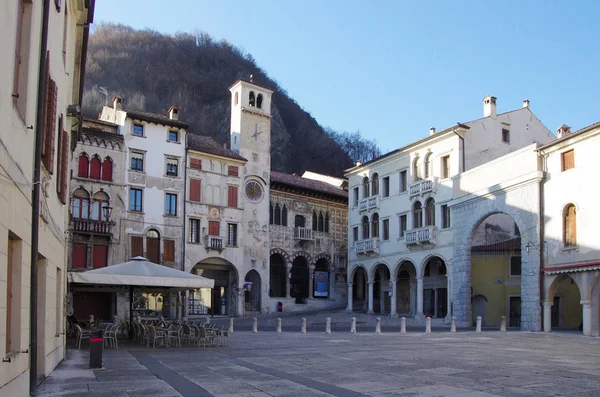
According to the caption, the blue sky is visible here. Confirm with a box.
[93,0,599,152]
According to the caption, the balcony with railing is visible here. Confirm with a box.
[354,237,380,255]
[358,195,380,212]
[406,226,437,245]
[205,235,224,251]
[70,218,113,235]
[294,227,314,241]
[409,179,436,197]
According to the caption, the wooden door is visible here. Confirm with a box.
[147,236,160,264]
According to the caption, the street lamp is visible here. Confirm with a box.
[102,205,113,221]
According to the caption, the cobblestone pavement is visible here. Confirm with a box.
[36,329,600,397]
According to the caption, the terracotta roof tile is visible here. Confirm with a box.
[271,171,348,198]
[81,126,124,142]
[187,134,246,161]
[126,110,189,129]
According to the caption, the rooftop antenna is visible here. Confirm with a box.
[99,86,108,106]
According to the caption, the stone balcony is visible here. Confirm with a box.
[70,218,113,236]
[354,237,380,255]
[406,226,437,245]
[358,195,380,212]
[409,179,436,197]
[294,227,314,241]
[205,235,224,251]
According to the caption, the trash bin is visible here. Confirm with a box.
[277,302,283,312]
[89,329,104,369]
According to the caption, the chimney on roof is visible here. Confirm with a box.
[429,127,436,136]
[483,95,497,118]
[113,95,123,111]
[522,99,530,108]
[557,124,571,139]
[355,160,361,167]
[168,106,179,120]
[223,142,227,149]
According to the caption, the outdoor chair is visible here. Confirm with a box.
[167,325,182,348]
[74,324,91,350]
[181,324,193,345]
[147,326,165,348]
[196,326,214,348]
[104,323,120,349]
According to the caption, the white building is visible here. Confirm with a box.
[345,96,553,329]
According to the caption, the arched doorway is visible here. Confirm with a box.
[146,229,160,264]
[373,264,390,314]
[546,274,582,331]
[396,261,417,316]
[190,258,238,316]
[313,258,329,298]
[269,253,286,298]
[352,266,368,312]
[422,256,447,318]
[291,256,309,302]
[471,213,522,327]
[244,270,261,312]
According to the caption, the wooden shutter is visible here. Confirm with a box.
[208,221,219,236]
[13,0,25,104]
[163,240,175,263]
[42,76,57,174]
[228,166,238,176]
[565,205,577,246]
[227,186,238,207]
[102,158,113,181]
[57,120,68,204]
[92,245,108,269]
[90,156,101,179]
[130,236,143,258]
[562,150,574,171]
[78,153,89,177]
[146,237,160,264]
[189,178,201,202]
[190,158,201,169]
[71,243,87,268]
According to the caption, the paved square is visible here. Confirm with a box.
[37,331,600,396]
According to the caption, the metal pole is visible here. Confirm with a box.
[129,286,134,338]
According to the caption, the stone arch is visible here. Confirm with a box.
[314,253,330,263]
[394,259,417,280]
[349,264,368,281]
[545,273,583,331]
[291,251,311,264]
[394,260,417,316]
[419,253,449,279]
[370,261,391,282]
[420,255,448,319]
[372,262,392,314]
[244,270,262,312]
[270,247,290,264]
[191,257,239,316]
[350,264,368,312]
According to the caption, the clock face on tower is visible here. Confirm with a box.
[244,180,264,203]
[251,123,266,145]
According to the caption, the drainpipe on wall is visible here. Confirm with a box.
[180,133,189,319]
[538,155,547,332]
[30,0,51,392]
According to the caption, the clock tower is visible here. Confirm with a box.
[229,79,273,314]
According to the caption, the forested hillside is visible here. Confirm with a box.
[83,24,380,176]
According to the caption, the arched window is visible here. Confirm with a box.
[256,94,263,109]
[371,173,379,196]
[413,201,423,229]
[282,205,288,226]
[363,176,370,198]
[424,153,432,179]
[90,155,101,180]
[78,153,89,178]
[312,211,318,231]
[362,216,370,239]
[91,191,109,221]
[249,91,255,107]
[564,204,577,247]
[371,213,380,238]
[269,202,274,225]
[274,203,281,225]
[72,188,90,219]
[234,92,239,105]
[101,157,113,181]
[413,157,421,182]
[425,198,435,226]
[318,212,324,232]
[324,212,329,233]
[295,215,305,228]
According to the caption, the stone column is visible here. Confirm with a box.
[446,278,452,323]
[237,287,244,317]
[434,288,439,318]
[380,284,386,314]
[410,278,417,316]
[390,279,398,318]
[308,266,315,299]
[285,264,291,298]
[416,277,424,319]
[367,281,375,314]
[346,282,354,312]
[581,300,592,336]
[543,302,552,333]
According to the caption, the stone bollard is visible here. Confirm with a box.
[206,317,211,324]
[325,317,331,334]
[252,317,258,333]
[400,317,406,334]
[425,317,431,333]
[500,316,507,332]
[476,316,482,332]
[276,318,282,333]
[350,317,356,334]
[229,318,234,333]
[375,317,382,334]
[451,316,457,333]
[301,318,307,334]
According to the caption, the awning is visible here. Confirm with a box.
[68,256,214,289]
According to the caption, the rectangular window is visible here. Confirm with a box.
[208,220,219,236]
[561,149,574,171]
[130,151,144,172]
[168,130,178,142]
[228,166,239,177]
[129,188,143,212]
[56,115,69,204]
[130,236,143,258]
[189,178,201,202]
[441,155,450,179]
[382,176,390,198]
[227,223,238,246]
[42,74,57,174]
[441,204,451,228]
[509,256,522,277]
[165,193,177,216]
[6,236,23,353]
[353,187,359,207]
[399,214,407,238]
[399,170,407,193]
[166,158,178,177]
[163,240,175,262]
[190,158,202,170]
[189,219,201,243]
[133,124,144,136]
[353,226,359,242]
[227,186,238,207]
[382,219,389,241]
[13,0,32,116]
[502,128,510,143]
